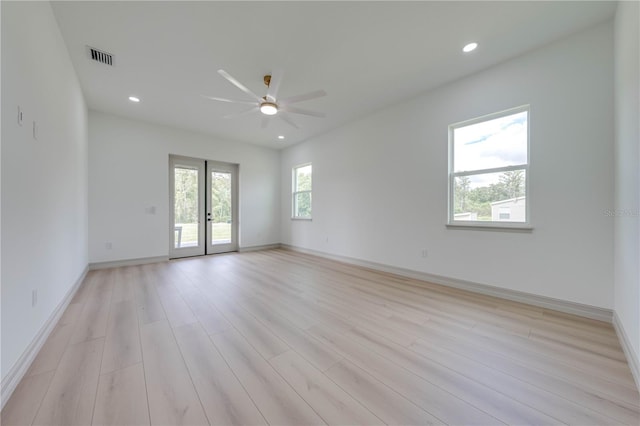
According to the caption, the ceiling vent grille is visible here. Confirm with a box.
[87,46,114,66]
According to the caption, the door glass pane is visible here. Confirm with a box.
[211,171,232,245]
[174,166,200,248]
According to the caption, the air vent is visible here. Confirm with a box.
[87,46,114,66]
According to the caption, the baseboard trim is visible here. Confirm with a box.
[1,265,88,410]
[280,244,613,323]
[89,255,168,270]
[613,311,640,392]
[239,243,282,253]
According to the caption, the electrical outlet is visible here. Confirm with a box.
[17,106,23,126]
[105,242,113,250]
[421,248,428,258]
[33,121,38,140]
[32,289,38,307]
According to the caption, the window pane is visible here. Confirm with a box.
[294,192,312,217]
[453,170,526,222]
[174,167,199,248]
[295,165,312,191]
[211,171,231,245]
[453,110,527,172]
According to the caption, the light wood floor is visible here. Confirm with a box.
[2,249,639,425]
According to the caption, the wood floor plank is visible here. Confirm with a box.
[207,292,290,360]
[26,321,75,377]
[92,363,150,426]
[345,326,563,425]
[139,320,208,425]
[307,324,504,425]
[156,285,198,328]
[410,324,640,421]
[210,329,326,425]
[249,288,346,331]
[270,350,384,425]
[101,300,142,374]
[135,266,167,325]
[70,271,98,304]
[110,266,136,303]
[231,280,320,330]
[528,328,628,363]
[0,371,54,426]
[410,338,624,425]
[240,296,342,371]
[421,316,640,401]
[173,282,233,336]
[33,338,104,426]
[174,280,220,318]
[173,323,268,426]
[59,301,84,326]
[70,273,113,344]
[152,264,198,328]
[302,292,418,346]
[325,360,444,425]
[69,302,110,344]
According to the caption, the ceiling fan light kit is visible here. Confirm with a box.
[204,69,326,129]
[259,101,278,115]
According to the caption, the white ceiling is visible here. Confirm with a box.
[51,1,616,149]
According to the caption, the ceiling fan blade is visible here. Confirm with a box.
[223,106,259,119]
[279,113,300,129]
[217,69,262,102]
[201,95,256,105]
[261,116,270,129]
[266,68,284,102]
[279,89,326,105]
[280,105,325,118]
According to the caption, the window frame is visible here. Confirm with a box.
[292,163,312,220]
[447,105,531,230]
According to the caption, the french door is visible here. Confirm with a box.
[169,155,238,259]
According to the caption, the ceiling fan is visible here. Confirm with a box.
[203,69,326,129]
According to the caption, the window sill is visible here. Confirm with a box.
[291,217,312,221]
[446,223,533,232]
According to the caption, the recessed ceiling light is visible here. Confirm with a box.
[278,135,285,140]
[128,96,140,102]
[462,42,478,53]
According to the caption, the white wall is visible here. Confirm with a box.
[281,22,615,308]
[614,0,639,378]
[88,111,280,263]
[1,0,88,382]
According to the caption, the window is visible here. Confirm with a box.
[292,163,312,219]
[448,106,529,228]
